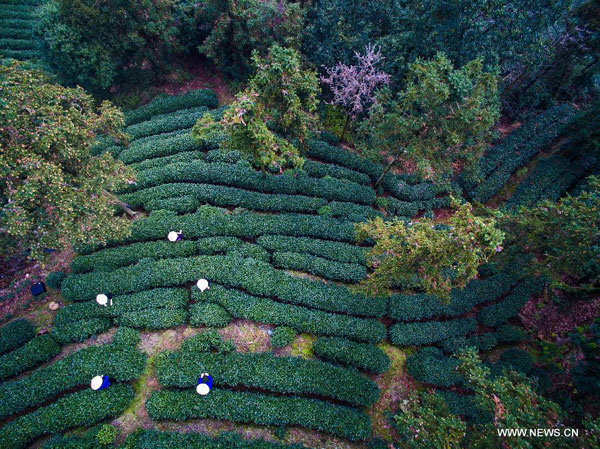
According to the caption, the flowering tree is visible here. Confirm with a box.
[0,62,133,262]
[356,200,504,300]
[321,43,390,141]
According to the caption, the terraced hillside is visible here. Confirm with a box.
[0,89,564,448]
[0,0,43,63]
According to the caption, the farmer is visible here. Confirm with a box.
[196,372,213,396]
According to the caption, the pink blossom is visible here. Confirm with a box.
[321,43,390,117]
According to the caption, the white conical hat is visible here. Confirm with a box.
[96,294,108,306]
[91,375,104,390]
[168,231,179,242]
[196,279,209,292]
[196,383,210,395]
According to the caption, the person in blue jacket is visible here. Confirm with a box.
[196,372,213,395]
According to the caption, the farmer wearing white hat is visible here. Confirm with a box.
[168,230,183,242]
[196,373,213,396]
[96,293,112,307]
[90,375,110,391]
[197,279,209,292]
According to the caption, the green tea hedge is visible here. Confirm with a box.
[119,133,201,164]
[125,160,376,205]
[71,241,198,273]
[406,347,463,387]
[477,279,545,327]
[155,350,379,407]
[0,318,35,354]
[257,235,366,265]
[122,430,310,449]
[146,389,372,441]
[312,337,390,374]
[129,183,329,214]
[0,344,145,419]
[125,90,218,126]
[388,272,520,321]
[306,140,383,181]
[115,308,188,329]
[63,255,386,317]
[271,326,297,348]
[189,303,232,327]
[0,334,61,380]
[303,160,371,185]
[389,318,477,346]
[194,284,386,343]
[50,318,112,344]
[129,150,205,171]
[272,251,366,282]
[125,106,210,140]
[76,209,357,253]
[0,385,134,449]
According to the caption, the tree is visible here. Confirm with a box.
[356,200,504,300]
[320,43,390,141]
[394,391,466,449]
[176,0,306,80]
[359,53,500,183]
[0,62,134,262]
[193,45,320,171]
[37,0,179,92]
[501,177,600,294]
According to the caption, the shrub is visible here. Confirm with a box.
[228,243,270,262]
[179,330,235,354]
[477,279,545,327]
[125,90,218,126]
[0,344,145,419]
[313,337,390,374]
[0,318,35,354]
[0,384,134,449]
[493,348,534,375]
[439,332,499,354]
[306,140,383,181]
[272,251,366,282]
[75,209,358,254]
[194,284,386,343]
[155,349,379,407]
[119,133,202,164]
[389,318,477,346]
[146,389,371,441]
[134,183,329,214]
[406,347,463,387]
[125,106,210,140]
[303,160,371,185]
[122,430,311,449]
[116,308,188,330]
[189,303,232,328]
[271,327,297,348]
[123,159,376,205]
[46,271,67,289]
[387,271,520,322]
[71,241,198,273]
[257,235,366,265]
[0,334,61,380]
[50,318,112,344]
[129,150,205,172]
[112,327,140,348]
[438,391,491,424]
[63,254,386,317]
[496,324,526,343]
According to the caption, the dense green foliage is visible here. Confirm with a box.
[502,177,600,294]
[0,343,145,419]
[155,345,380,407]
[270,326,297,348]
[146,389,371,441]
[0,385,134,449]
[357,201,504,299]
[313,337,390,374]
[122,430,310,449]
[0,62,132,261]
[0,334,61,380]
[361,53,499,181]
[0,318,35,354]
[37,0,179,91]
